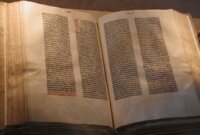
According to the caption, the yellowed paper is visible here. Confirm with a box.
[3,1,200,129]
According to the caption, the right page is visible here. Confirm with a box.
[98,10,200,128]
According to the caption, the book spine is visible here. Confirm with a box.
[5,2,28,125]
[0,2,6,130]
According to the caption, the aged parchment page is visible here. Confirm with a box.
[20,1,112,127]
[98,10,200,128]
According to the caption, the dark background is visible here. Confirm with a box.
[1,0,199,17]
[1,0,200,32]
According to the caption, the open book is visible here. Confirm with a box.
[0,1,200,130]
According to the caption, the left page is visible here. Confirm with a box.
[19,1,112,127]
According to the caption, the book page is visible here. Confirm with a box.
[19,1,112,127]
[98,10,200,128]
